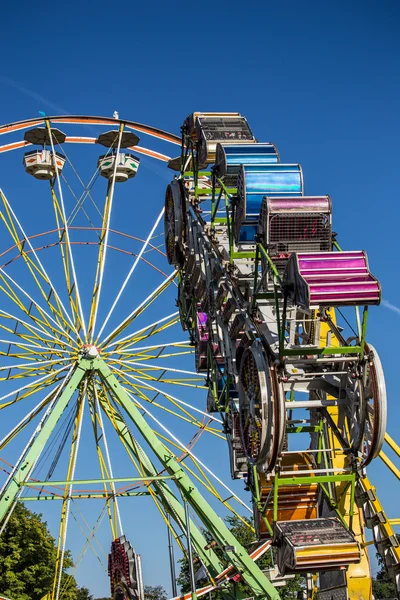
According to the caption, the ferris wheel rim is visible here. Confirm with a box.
[238,341,285,472]
[360,342,387,468]
[0,114,181,145]
[0,135,238,506]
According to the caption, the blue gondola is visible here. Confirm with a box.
[214,143,280,179]
[235,163,304,243]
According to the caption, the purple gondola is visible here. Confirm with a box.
[283,251,381,308]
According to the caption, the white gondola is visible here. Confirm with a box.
[23,149,66,180]
[97,153,140,183]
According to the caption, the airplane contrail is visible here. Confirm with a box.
[382,299,400,317]
[0,76,69,114]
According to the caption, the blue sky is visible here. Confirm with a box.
[0,0,400,596]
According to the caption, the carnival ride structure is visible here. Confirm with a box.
[0,113,398,600]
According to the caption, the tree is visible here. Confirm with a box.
[77,587,94,600]
[372,554,397,599]
[177,515,305,599]
[0,502,77,600]
[144,584,168,600]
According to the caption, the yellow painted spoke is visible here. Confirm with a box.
[0,393,55,452]
[86,386,117,539]
[0,365,69,410]
[0,190,80,338]
[110,366,223,437]
[99,269,178,349]
[0,272,75,347]
[110,313,180,354]
[49,181,83,337]
[52,380,86,600]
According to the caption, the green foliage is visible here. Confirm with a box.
[77,587,94,600]
[0,502,77,600]
[144,584,167,600]
[372,554,397,599]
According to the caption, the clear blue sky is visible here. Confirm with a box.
[0,0,400,596]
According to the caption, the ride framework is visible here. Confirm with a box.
[0,112,398,600]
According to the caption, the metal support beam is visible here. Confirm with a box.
[167,514,178,597]
[22,492,150,500]
[0,355,280,599]
[0,364,86,523]
[97,357,280,599]
[98,394,226,579]
[22,475,176,487]
[185,499,198,600]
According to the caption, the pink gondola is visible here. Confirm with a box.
[283,251,381,308]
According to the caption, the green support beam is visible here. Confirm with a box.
[22,492,150,500]
[98,396,227,579]
[0,364,86,523]
[22,475,176,487]
[98,357,280,599]
[0,354,281,599]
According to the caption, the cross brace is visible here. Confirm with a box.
[0,355,280,600]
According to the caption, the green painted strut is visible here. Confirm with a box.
[98,396,228,580]
[97,357,280,599]
[0,355,281,599]
[22,492,150,500]
[0,364,86,522]
[22,475,176,486]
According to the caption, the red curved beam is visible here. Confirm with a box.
[0,137,172,162]
[0,114,181,145]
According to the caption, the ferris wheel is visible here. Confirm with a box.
[0,112,398,600]
[0,115,262,600]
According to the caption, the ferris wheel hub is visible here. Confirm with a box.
[80,344,100,359]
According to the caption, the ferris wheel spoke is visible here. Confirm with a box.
[100,385,222,521]
[0,199,73,338]
[97,395,224,567]
[107,339,192,356]
[0,309,74,351]
[124,349,195,362]
[46,123,87,341]
[123,391,251,514]
[108,311,180,354]
[157,431,250,524]
[86,391,120,541]
[86,125,127,342]
[0,248,70,341]
[53,382,86,600]
[0,385,61,452]
[112,360,205,388]
[0,322,53,355]
[49,179,86,337]
[63,147,105,225]
[58,506,109,600]
[0,267,77,347]
[0,190,81,338]
[0,347,69,365]
[0,367,75,498]
[111,368,223,437]
[99,269,179,349]
[0,363,70,410]
[0,337,71,355]
[111,365,222,426]
[95,206,165,342]
[62,171,102,232]
[112,358,204,378]
[0,323,71,365]
[91,384,123,536]
[0,358,70,383]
